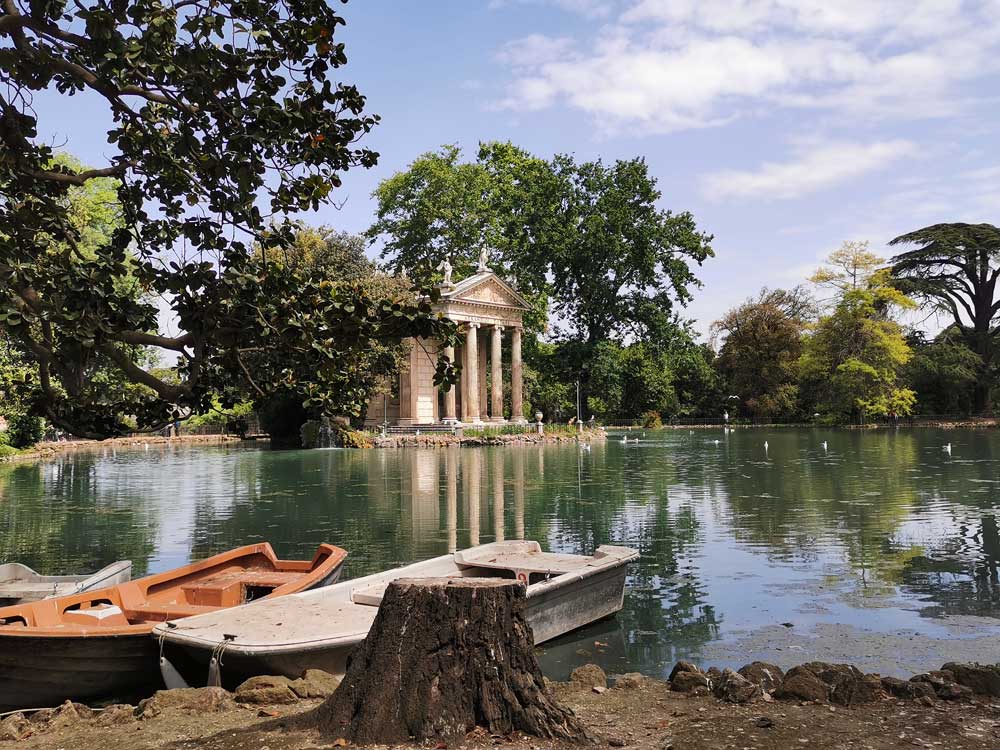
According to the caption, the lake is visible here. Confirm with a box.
[2,427,998,678]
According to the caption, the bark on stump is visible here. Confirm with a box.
[312,577,592,745]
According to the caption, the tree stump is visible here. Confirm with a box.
[311,577,592,745]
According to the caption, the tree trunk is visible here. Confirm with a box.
[310,577,592,745]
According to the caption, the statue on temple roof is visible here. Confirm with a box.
[437,257,454,287]
[477,245,490,273]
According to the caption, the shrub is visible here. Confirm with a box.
[642,410,663,428]
[5,412,44,448]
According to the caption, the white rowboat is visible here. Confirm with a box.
[155,541,638,685]
[0,560,132,605]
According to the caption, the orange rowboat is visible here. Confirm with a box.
[0,542,346,711]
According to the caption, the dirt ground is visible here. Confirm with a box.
[5,675,1000,750]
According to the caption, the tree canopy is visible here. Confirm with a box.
[890,223,1000,413]
[713,287,815,420]
[0,0,454,438]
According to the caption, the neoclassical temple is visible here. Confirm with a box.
[365,262,531,427]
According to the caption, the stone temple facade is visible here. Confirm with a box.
[365,267,531,427]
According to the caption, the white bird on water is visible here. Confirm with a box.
[764,440,769,457]
[713,439,720,445]
[821,441,828,451]
[944,443,952,455]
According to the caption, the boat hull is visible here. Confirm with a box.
[0,632,158,712]
[163,554,631,686]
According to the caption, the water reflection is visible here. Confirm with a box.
[2,428,1000,678]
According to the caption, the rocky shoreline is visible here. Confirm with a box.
[5,659,999,749]
[0,434,247,464]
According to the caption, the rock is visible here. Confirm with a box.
[608,737,627,747]
[774,669,829,703]
[911,670,955,689]
[592,686,607,694]
[94,704,138,727]
[936,683,973,701]
[614,673,647,690]
[290,669,342,699]
[37,701,94,729]
[0,713,31,741]
[570,663,608,690]
[139,687,235,718]
[671,671,710,693]
[829,672,881,706]
[235,675,300,705]
[882,676,936,700]
[668,661,702,681]
[738,662,785,693]
[713,668,763,704]
[706,666,723,685]
[941,663,1000,697]
[753,716,774,729]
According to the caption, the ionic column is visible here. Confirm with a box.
[490,325,505,422]
[511,327,526,423]
[478,342,488,420]
[442,344,458,424]
[463,324,481,423]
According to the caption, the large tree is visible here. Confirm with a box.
[889,223,1000,413]
[798,278,916,421]
[0,0,454,438]
[712,287,814,421]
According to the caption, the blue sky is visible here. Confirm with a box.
[38,0,1000,337]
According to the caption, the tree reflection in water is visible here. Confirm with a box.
[2,428,1000,677]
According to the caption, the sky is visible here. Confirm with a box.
[34,0,1000,338]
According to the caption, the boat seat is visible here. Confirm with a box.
[454,548,591,578]
[127,601,218,621]
[180,570,302,606]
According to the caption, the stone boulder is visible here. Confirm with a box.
[941,663,1000,697]
[139,687,235,718]
[30,701,94,730]
[0,713,31,742]
[774,666,829,702]
[936,683,974,701]
[668,661,702,681]
[738,661,785,693]
[93,704,138,727]
[234,675,300,705]
[614,673,647,691]
[672,671,710,693]
[881,676,936,701]
[290,669,342,699]
[570,664,608,690]
[911,669,955,689]
[713,668,763,704]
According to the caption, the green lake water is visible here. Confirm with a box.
[2,428,999,678]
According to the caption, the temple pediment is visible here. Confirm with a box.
[440,272,531,312]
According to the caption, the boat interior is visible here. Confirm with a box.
[0,543,345,634]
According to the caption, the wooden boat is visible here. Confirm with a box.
[0,560,133,605]
[156,541,638,686]
[0,542,347,711]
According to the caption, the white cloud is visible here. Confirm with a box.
[700,140,917,201]
[488,0,615,19]
[493,0,1000,133]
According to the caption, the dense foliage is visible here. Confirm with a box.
[370,142,714,421]
[0,0,454,438]
[890,224,1000,413]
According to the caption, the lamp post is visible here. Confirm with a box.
[576,380,582,434]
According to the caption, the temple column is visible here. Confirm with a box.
[442,344,458,424]
[462,324,481,423]
[511,327,526,423]
[397,343,417,426]
[478,341,488,420]
[490,325,505,422]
